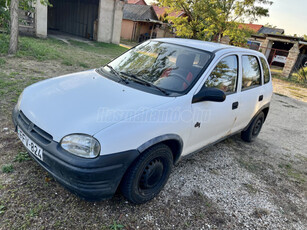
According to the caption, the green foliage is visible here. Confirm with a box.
[292,67,307,84]
[2,164,14,173]
[158,0,272,45]
[0,57,6,66]
[18,36,62,60]
[0,33,9,53]
[14,152,31,162]
[0,0,10,32]
[109,221,124,230]
[0,204,6,214]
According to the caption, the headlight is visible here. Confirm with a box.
[60,134,101,158]
[16,91,24,109]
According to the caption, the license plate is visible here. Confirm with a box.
[17,127,43,161]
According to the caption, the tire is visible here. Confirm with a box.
[241,112,265,142]
[120,144,173,204]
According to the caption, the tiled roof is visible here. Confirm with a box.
[258,27,285,35]
[123,4,158,21]
[239,23,263,33]
[127,0,147,5]
[152,5,184,18]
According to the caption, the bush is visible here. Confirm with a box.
[2,164,14,173]
[0,33,9,54]
[292,67,307,84]
[0,5,10,32]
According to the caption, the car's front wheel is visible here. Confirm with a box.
[241,112,265,142]
[120,144,173,204]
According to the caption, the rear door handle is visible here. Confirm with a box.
[232,102,239,110]
[259,95,263,101]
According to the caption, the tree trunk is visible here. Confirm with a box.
[217,33,222,43]
[8,0,19,55]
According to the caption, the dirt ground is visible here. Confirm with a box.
[0,44,307,229]
[272,78,307,102]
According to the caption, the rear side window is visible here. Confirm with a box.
[204,55,238,94]
[260,57,270,84]
[242,55,261,90]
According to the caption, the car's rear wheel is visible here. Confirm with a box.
[120,144,173,204]
[241,112,265,142]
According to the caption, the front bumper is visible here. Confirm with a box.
[12,107,140,200]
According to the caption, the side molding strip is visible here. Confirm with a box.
[137,134,183,154]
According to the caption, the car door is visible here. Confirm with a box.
[260,56,274,106]
[185,54,240,154]
[235,54,264,130]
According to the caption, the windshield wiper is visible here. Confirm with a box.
[105,65,129,84]
[120,72,169,96]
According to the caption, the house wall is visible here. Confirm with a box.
[121,19,135,40]
[29,0,123,44]
[35,1,47,38]
[111,0,124,44]
[97,0,124,44]
[156,25,175,38]
[138,22,151,35]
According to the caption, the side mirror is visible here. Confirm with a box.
[192,87,226,103]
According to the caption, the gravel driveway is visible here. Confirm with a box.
[162,93,307,229]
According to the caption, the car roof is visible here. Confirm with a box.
[154,38,263,56]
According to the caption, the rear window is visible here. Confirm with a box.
[242,55,261,90]
[260,57,270,84]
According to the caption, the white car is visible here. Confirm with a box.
[13,38,273,204]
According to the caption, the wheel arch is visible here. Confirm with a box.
[262,107,270,122]
[243,103,270,131]
[137,134,184,165]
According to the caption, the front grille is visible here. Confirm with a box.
[18,111,53,145]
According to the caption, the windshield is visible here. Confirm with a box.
[104,40,213,94]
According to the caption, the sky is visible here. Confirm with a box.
[145,0,307,36]
[257,0,307,36]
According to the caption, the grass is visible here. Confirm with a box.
[2,164,14,173]
[69,40,128,56]
[0,34,128,117]
[242,183,258,194]
[0,72,40,108]
[14,152,31,163]
[278,163,306,183]
[0,205,5,215]
[289,91,306,99]
[0,57,6,66]
[108,221,124,230]
[0,34,128,69]
[272,74,307,88]
[236,157,262,173]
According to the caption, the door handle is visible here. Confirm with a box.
[232,102,239,110]
[259,95,264,101]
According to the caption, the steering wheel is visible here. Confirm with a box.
[168,72,190,86]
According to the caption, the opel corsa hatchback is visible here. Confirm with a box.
[13,38,273,204]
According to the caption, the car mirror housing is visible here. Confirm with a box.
[192,87,226,103]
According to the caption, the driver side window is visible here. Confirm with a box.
[204,55,238,94]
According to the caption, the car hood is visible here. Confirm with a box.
[19,70,175,142]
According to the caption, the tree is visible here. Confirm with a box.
[5,0,50,55]
[157,0,272,44]
[8,0,19,55]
